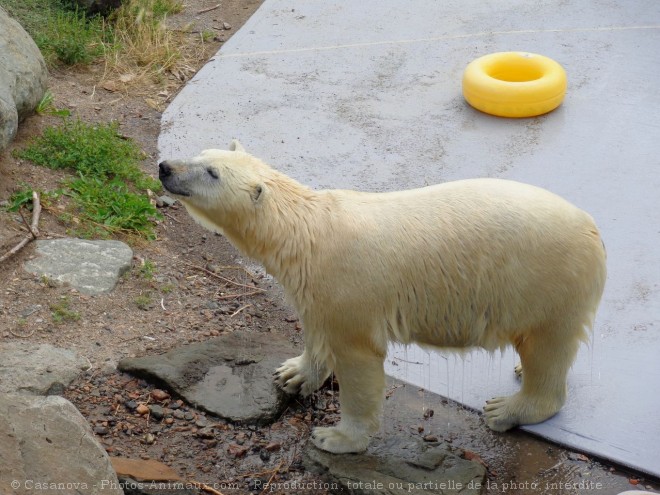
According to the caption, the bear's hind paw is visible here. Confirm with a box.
[311,426,369,454]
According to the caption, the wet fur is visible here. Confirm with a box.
[159,142,607,453]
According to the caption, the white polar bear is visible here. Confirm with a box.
[159,141,607,454]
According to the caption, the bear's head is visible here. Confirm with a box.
[158,140,272,235]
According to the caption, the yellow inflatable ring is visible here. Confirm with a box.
[462,52,567,118]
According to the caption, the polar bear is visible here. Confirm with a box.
[159,141,607,454]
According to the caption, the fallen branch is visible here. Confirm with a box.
[217,290,264,300]
[230,303,251,317]
[0,192,41,264]
[197,3,220,14]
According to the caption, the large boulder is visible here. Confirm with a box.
[23,239,133,295]
[0,6,48,153]
[0,394,123,495]
[118,331,296,425]
[0,342,91,396]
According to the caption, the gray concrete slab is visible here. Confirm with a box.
[159,0,660,477]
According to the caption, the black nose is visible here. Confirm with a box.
[159,161,172,179]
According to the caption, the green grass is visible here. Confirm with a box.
[14,119,161,240]
[50,296,81,324]
[0,0,106,66]
[134,292,152,310]
[139,259,156,279]
[0,0,188,75]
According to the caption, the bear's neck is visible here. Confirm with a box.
[225,173,329,309]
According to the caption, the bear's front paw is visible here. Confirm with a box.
[273,355,325,396]
[311,426,369,454]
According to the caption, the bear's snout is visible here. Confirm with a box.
[159,161,173,179]
[158,160,192,197]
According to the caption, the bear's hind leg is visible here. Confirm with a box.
[275,351,330,396]
[311,348,385,453]
[484,324,582,432]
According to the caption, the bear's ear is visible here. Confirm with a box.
[250,183,265,203]
[229,139,246,153]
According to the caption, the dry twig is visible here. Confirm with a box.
[177,259,265,293]
[197,3,221,14]
[0,192,41,263]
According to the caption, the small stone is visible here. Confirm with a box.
[143,433,156,445]
[184,412,194,421]
[20,304,42,317]
[151,389,170,401]
[149,405,165,420]
[265,442,281,452]
[136,404,149,415]
[169,400,182,410]
[195,418,208,428]
[222,21,232,30]
[173,410,185,420]
[164,417,174,425]
[125,400,138,411]
[158,195,177,207]
[227,444,248,458]
[196,427,215,439]
[46,382,66,396]
[423,434,438,442]
[94,425,109,436]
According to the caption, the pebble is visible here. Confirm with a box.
[125,400,138,411]
[227,444,248,458]
[265,442,282,452]
[222,21,232,30]
[93,425,109,436]
[143,433,156,445]
[184,412,194,421]
[195,418,208,428]
[196,427,215,439]
[20,304,42,317]
[136,404,150,415]
[151,389,170,401]
[422,434,438,442]
[149,405,165,420]
[157,195,177,207]
[173,410,185,420]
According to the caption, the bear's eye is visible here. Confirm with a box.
[206,167,219,179]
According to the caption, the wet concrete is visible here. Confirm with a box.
[159,0,660,480]
[382,378,659,494]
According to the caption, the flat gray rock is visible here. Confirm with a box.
[0,394,122,495]
[304,435,486,494]
[0,6,48,152]
[118,331,296,425]
[24,238,133,295]
[0,342,91,395]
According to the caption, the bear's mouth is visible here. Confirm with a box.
[160,180,191,197]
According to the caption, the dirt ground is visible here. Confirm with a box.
[1,2,658,494]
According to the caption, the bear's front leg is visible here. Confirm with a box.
[274,351,330,396]
[311,348,385,454]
